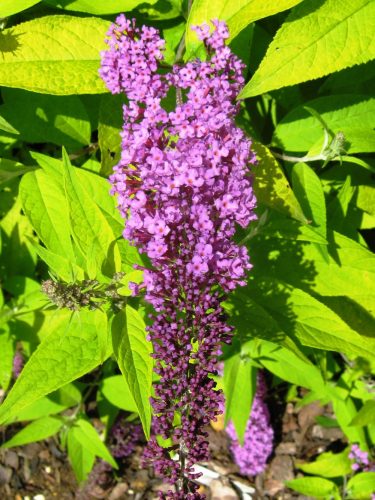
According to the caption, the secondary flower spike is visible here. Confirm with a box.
[226,372,274,476]
[100,16,257,498]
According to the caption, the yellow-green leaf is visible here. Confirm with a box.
[0,16,110,95]
[252,141,307,223]
[0,0,40,17]
[239,0,375,99]
[185,0,303,56]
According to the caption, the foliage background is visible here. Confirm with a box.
[0,0,374,497]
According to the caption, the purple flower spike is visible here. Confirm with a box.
[100,17,257,499]
[226,373,274,476]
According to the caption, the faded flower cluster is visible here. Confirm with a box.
[101,15,256,498]
[226,372,274,476]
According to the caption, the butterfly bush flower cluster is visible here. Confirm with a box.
[226,372,274,476]
[100,16,256,498]
[349,444,375,472]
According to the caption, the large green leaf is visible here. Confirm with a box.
[239,0,375,99]
[224,355,256,443]
[273,95,375,153]
[0,16,109,95]
[252,141,306,223]
[286,477,340,498]
[99,375,138,413]
[98,93,125,177]
[0,325,14,392]
[0,0,40,17]
[224,288,310,360]
[350,400,375,427]
[250,230,375,316]
[0,159,33,187]
[71,418,117,468]
[20,170,75,260]
[0,309,108,424]
[347,472,375,500]
[62,149,121,278]
[4,383,82,424]
[1,416,63,448]
[245,277,375,361]
[331,395,367,449]
[185,0,303,56]
[67,428,95,483]
[0,89,91,149]
[291,163,326,236]
[43,0,157,14]
[0,199,37,280]
[296,449,352,478]
[111,306,153,439]
[255,340,327,395]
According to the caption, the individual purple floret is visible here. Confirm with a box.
[12,351,24,378]
[349,444,375,472]
[226,373,274,476]
[100,16,256,499]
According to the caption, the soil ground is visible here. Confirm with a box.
[0,388,344,500]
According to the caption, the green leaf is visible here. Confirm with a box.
[20,170,75,260]
[111,306,153,439]
[0,309,108,425]
[0,0,40,17]
[252,141,306,223]
[224,288,310,361]
[185,0,303,56]
[98,93,125,177]
[286,476,340,498]
[72,418,117,469]
[331,395,367,449]
[224,356,256,443]
[350,400,375,427]
[0,325,14,392]
[163,22,185,65]
[327,176,355,235]
[99,375,138,413]
[273,95,375,153]
[0,198,37,280]
[5,383,82,424]
[62,148,121,278]
[1,89,91,148]
[75,169,123,234]
[0,16,109,95]
[0,159,34,187]
[250,229,375,316]
[347,472,375,500]
[67,427,95,483]
[43,0,157,14]
[296,448,352,478]
[291,162,326,236]
[261,211,327,244]
[0,115,18,135]
[1,416,63,448]
[32,244,84,283]
[239,0,375,99]
[245,278,375,360]
[256,340,327,395]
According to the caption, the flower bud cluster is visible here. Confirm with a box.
[41,274,126,312]
[226,372,274,476]
[101,16,256,498]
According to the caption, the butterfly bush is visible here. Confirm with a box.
[100,16,257,498]
[226,372,274,476]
